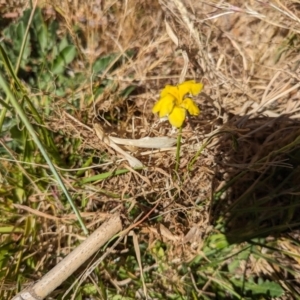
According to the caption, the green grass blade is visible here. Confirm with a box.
[80,168,130,184]
[0,3,36,132]
[0,74,88,235]
[0,44,65,165]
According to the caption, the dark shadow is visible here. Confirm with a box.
[210,114,300,243]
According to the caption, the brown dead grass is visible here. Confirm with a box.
[4,0,300,297]
[46,0,300,283]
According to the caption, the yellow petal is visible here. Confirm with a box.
[190,81,203,95]
[152,95,175,118]
[169,106,186,128]
[182,98,200,116]
[178,80,203,99]
[160,85,179,100]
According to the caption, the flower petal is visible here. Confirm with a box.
[178,80,203,99]
[152,94,175,118]
[160,85,179,100]
[190,81,203,95]
[182,98,200,116]
[169,106,186,128]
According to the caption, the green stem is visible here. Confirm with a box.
[175,126,182,172]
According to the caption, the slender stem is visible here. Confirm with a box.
[175,126,182,172]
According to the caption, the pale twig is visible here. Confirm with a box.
[12,214,122,300]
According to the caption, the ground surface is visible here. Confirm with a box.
[1,0,300,299]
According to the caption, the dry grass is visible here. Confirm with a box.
[2,0,300,298]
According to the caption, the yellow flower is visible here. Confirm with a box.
[152,80,203,128]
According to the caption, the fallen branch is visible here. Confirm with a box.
[12,214,122,300]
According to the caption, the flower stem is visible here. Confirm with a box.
[175,126,182,172]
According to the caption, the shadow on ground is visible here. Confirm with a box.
[211,114,300,244]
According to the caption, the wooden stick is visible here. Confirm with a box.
[12,214,122,300]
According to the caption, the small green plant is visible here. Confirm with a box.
[184,234,284,299]
[1,8,78,96]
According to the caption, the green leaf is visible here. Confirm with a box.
[32,7,43,27]
[15,25,30,64]
[93,86,104,98]
[37,24,48,54]
[51,45,77,74]
[0,244,15,270]
[58,36,69,52]
[231,277,284,297]
[92,54,117,74]
[10,124,25,146]
[208,233,229,250]
[48,21,59,49]
[120,85,136,97]
[82,283,97,295]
